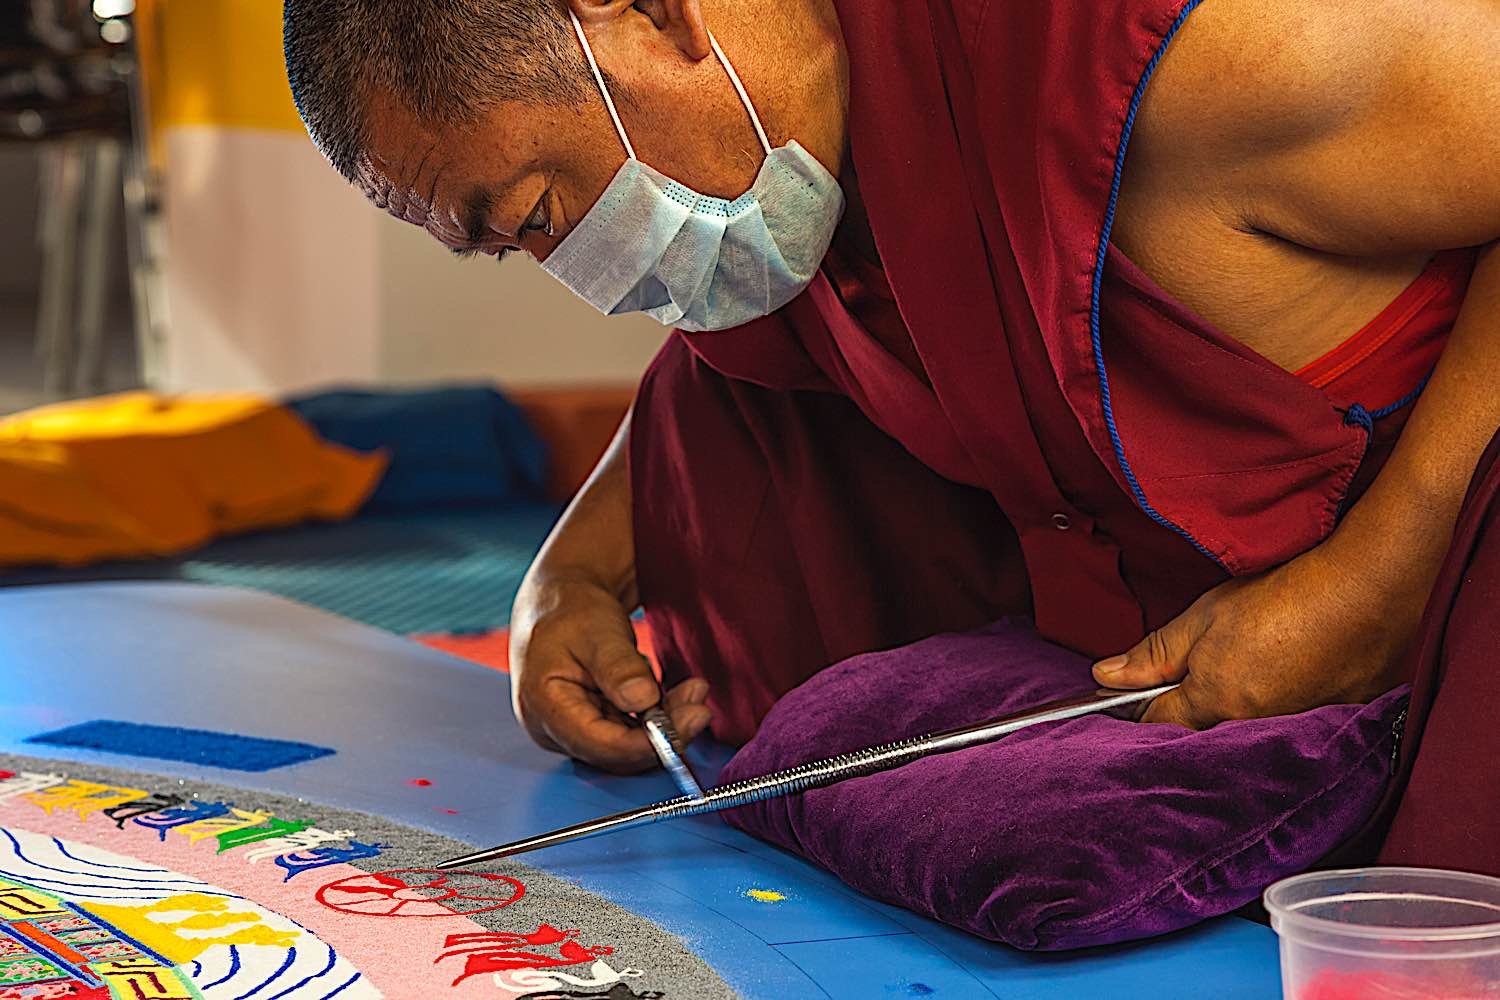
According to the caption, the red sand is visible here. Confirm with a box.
[412,622,656,675]
[1298,968,1492,999]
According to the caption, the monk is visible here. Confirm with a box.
[282,0,1500,881]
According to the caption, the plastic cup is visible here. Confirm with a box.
[1265,867,1500,999]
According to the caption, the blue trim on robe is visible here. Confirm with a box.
[1089,0,1224,569]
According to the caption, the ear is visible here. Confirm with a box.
[567,0,711,62]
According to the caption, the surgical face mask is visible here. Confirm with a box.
[543,12,845,333]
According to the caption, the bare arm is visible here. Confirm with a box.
[519,408,639,610]
[510,408,712,769]
[1247,0,1500,604]
[1097,0,1500,724]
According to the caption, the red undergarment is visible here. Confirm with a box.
[1296,249,1477,409]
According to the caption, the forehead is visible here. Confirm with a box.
[355,152,438,227]
[355,157,494,254]
[354,94,450,220]
[354,91,539,232]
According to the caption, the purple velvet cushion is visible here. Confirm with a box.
[720,619,1407,950]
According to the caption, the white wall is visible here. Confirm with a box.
[160,128,381,392]
[376,203,667,389]
[158,127,666,395]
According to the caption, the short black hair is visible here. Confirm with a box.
[284,0,588,179]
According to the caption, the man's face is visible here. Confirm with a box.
[356,90,605,266]
[355,6,848,268]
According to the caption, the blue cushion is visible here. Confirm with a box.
[288,386,548,511]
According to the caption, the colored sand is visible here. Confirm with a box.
[414,619,657,674]
[27,720,334,772]
[746,889,786,903]
[1298,968,1492,999]
[0,751,737,999]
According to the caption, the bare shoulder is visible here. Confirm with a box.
[1142,0,1429,151]
[1141,0,1500,151]
[1132,0,1500,250]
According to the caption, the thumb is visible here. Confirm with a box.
[588,624,661,715]
[1093,622,1193,690]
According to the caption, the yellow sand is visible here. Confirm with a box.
[87,894,297,963]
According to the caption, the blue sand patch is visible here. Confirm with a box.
[26,721,334,772]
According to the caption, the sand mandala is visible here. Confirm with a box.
[0,755,735,1000]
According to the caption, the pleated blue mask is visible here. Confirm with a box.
[543,12,845,333]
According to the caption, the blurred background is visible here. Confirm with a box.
[0,0,663,410]
[1,0,140,410]
[0,1,670,660]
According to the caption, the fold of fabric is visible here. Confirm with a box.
[722,620,1407,950]
[0,392,386,567]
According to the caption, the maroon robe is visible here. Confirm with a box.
[631,0,1499,874]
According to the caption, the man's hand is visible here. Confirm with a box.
[1090,4,1500,728]
[1091,546,1414,729]
[506,407,712,773]
[510,574,712,773]
[1091,245,1500,729]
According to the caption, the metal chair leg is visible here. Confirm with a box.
[123,23,162,391]
[73,137,122,395]
[35,140,84,397]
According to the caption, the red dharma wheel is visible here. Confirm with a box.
[316,869,526,917]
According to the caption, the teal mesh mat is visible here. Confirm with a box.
[0,504,561,635]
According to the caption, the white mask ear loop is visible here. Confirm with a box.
[707,33,773,156]
[567,11,774,161]
[568,11,637,160]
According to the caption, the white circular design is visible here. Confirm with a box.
[0,827,379,999]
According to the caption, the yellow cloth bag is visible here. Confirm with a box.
[0,393,387,567]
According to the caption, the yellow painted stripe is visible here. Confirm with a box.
[137,0,303,135]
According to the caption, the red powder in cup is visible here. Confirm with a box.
[1299,968,1489,999]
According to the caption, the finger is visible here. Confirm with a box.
[665,677,709,708]
[587,625,661,715]
[1093,622,1195,690]
[528,726,566,756]
[661,678,713,742]
[673,703,713,741]
[1141,688,1207,730]
[538,675,660,773]
[513,670,577,757]
[511,671,565,755]
[666,689,712,739]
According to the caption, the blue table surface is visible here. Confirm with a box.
[0,582,1284,999]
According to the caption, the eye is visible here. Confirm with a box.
[500,194,553,263]
[521,194,553,237]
